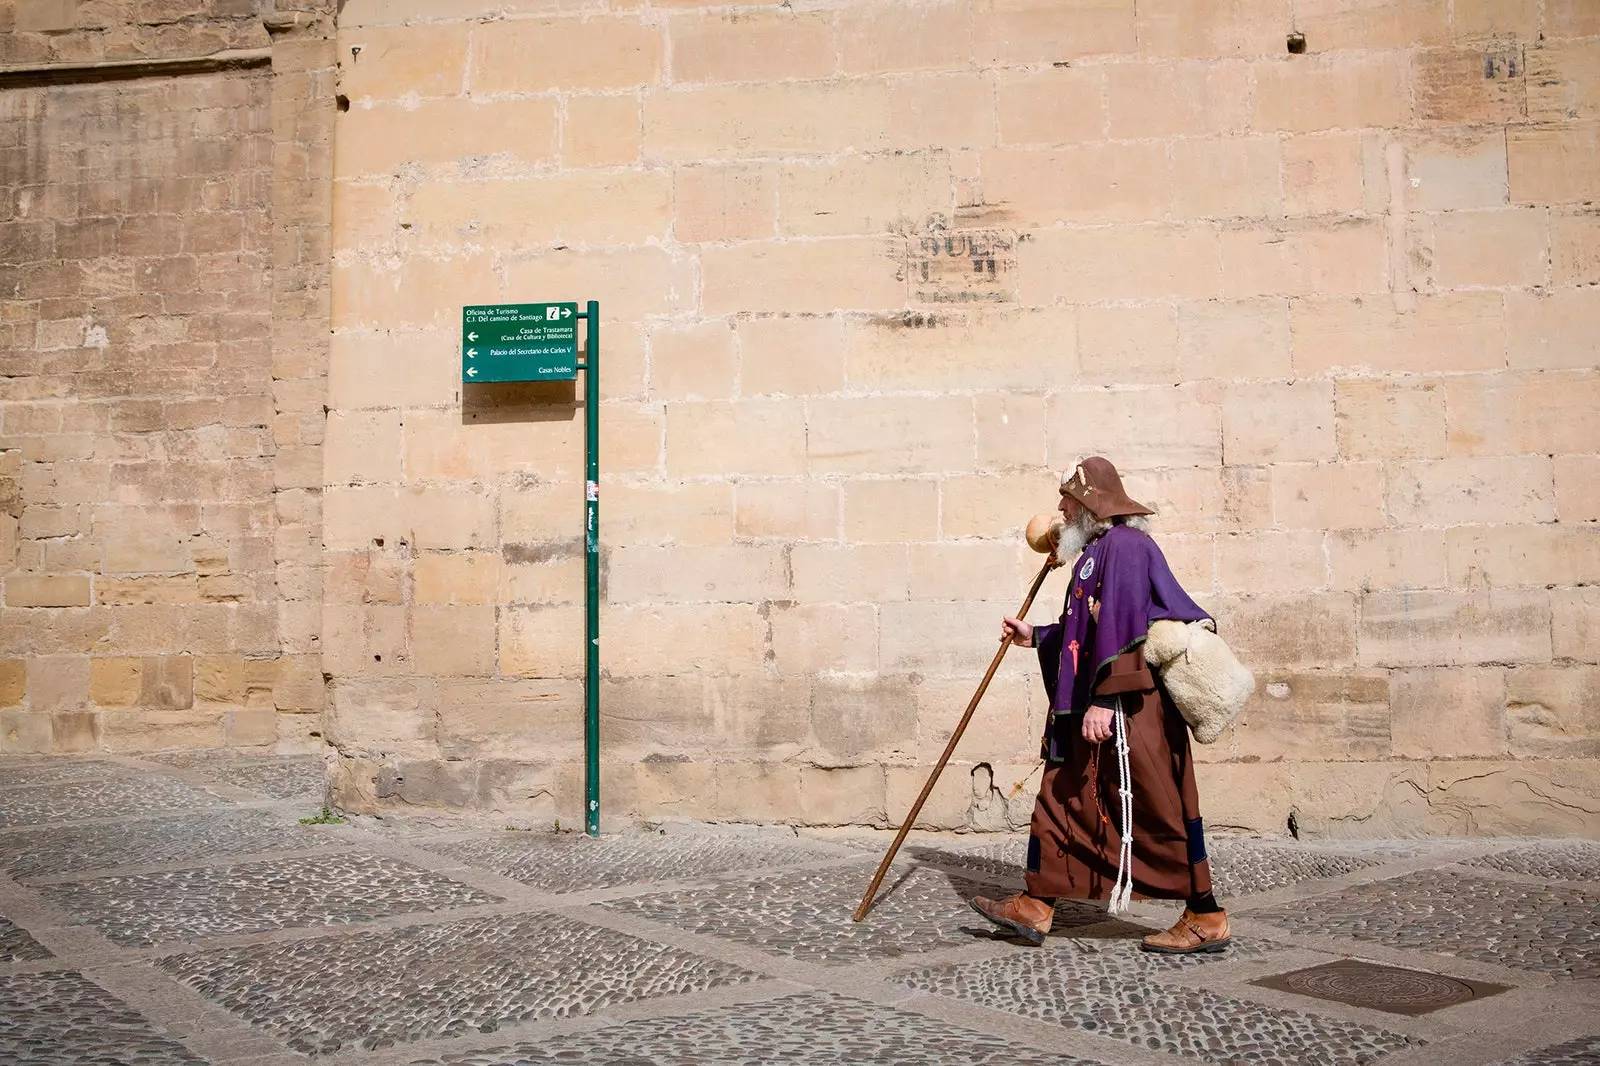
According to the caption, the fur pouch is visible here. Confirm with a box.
[1145,619,1255,744]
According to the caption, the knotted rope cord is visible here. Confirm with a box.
[1107,705,1135,914]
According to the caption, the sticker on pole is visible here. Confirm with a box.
[462,303,578,382]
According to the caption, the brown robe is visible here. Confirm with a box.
[1024,648,1214,902]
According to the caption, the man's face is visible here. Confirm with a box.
[1058,486,1084,522]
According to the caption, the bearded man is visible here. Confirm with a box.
[970,456,1230,954]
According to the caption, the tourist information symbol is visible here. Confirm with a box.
[461,303,579,382]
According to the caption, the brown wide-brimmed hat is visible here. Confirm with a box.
[1063,456,1155,519]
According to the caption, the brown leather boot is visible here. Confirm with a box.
[969,892,1054,945]
[1140,908,1230,954]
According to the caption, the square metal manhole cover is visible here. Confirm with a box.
[1254,959,1510,1016]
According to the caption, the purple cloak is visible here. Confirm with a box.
[1033,524,1211,725]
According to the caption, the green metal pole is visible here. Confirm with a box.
[583,301,601,837]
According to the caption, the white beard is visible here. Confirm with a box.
[1055,511,1151,563]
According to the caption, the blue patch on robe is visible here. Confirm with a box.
[1186,817,1207,866]
[1026,834,1042,874]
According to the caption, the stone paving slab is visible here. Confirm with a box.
[0,970,208,1066]
[1248,870,1600,979]
[41,852,499,945]
[1,755,1596,1066]
[0,810,337,881]
[416,830,841,895]
[1492,1035,1600,1065]
[402,990,1109,1066]
[0,759,140,791]
[601,860,1097,966]
[898,939,1422,1066]
[0,916,51,962]
[0,777,227,829]
[894,835,1385,899]
[142,752,327,801]
[1469,841,1600,884]
[159,910,762,1056]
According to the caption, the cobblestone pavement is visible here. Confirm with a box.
[1,754,1596,1066]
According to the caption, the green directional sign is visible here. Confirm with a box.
[462,303,579,383]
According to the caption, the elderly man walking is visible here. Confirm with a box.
[970,456,1230,954]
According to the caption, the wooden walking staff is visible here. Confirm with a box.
[853,513,1066,923]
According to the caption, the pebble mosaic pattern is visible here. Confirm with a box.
[898,940,1420,1066]
[897,835,1382,899]
[0,759,137,790]
[603,862,1018,965]
[1471,841,1600,884]
[1249,870,1600,979]
[0,777,225,829]
[144,752,327,800]
[1206,839,1380,897]
[403,991,1107,1066]
[418,831,838,894]
[0,971,207,1066]
[159,911,760,1055]
[41,853,498,945]
[0,917,51,962]
[1492,1035,1600,1066]
[0,810,336,881]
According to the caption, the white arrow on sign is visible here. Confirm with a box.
[466,366,478,377]
[466,348,478,357]
[467,332,478,341]
[561,306,572,319]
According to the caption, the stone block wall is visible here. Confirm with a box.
[324,0,1600,835]
[0,0,336,752]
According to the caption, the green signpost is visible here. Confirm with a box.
[462,300,602,838]
[461,303,579,383]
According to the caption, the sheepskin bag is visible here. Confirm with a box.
[1145,620,1256,744]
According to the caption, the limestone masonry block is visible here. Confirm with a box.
[0,661,26,707]
[1384,456,1555,526]
[1330,528,1450,592]
[1505,288,1600,371]
[670,10,834,85]
[666,400,804,478]
[1253,54,1408,133]
[603,482,735,546]
[5,574,91,607]
[562,93,642,170]
[843,480,939,545]
[702,239,905,315]
[650,321,736,402]
[1506,665,1600,757]
[736,316,846,398]
[1359,588,1552,668]
[1107,61,1247,140]
[1509,123,1600,205]
[848,309,1077,393]
[1446,524,1600,588]
[736,481,840,541]
[1231,669,1391,762]
[673,165,777,244]
[769,603,879,676]
[338,24,469,102]
[1390,667,1508,758]
[336,98,559,179]
[999,67,1105,145]
[808,396,974,476]
[471,18,662,94]
[977,0,1136,65]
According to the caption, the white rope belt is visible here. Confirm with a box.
[1107,706,1135,914]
